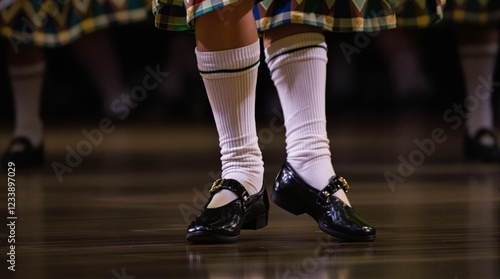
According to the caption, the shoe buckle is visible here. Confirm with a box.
[209,178,225,194]
[334,177,350,193]
[318,176,350,205]
[318,189,332,205]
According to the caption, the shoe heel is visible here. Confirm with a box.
[271,191,306,215]
[242,212,268,230]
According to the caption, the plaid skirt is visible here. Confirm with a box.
[0,0,148,47]
[154,0,444,33]
[395,0,446,28]
[444,0,500,24]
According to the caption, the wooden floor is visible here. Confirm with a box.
[0,110,499,279]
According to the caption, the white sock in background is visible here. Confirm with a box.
[459,43,497,145]
[265,33,350,206]
[8,62,45,147]
[196,40,264,208]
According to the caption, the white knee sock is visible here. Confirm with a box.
[265,33,350,206]
[459,43,497,145]
[8,62,45,147]
[196,40,264,208]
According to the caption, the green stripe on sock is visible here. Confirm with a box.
[198,60,260,75]
[267,45,327,76]
[267,45,328,65]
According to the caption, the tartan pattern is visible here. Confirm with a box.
[253,0,397,32]
[0,0,148,47]
[395,0,446,28]
[154,0,243,31]
[155,0,400,32]
[444,0,500,24]
[154,0,445,32]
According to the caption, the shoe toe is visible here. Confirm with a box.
[2,137,44,168]
[186,179,269,243]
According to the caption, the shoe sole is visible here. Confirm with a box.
[186,212,269,243]
[186,232,239,243]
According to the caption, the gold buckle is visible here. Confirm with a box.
[209,178,225,194]
[337,177,349,193]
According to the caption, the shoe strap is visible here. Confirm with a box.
[318,176,350,204]
[209,178,250,208]
[474,129,498,145]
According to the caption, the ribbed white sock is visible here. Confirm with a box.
[196,40,264,208]
[459,43,497,145]
[265,33,350,206]
[8,62,45,147]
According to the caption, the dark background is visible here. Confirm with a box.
[0,17,498,128]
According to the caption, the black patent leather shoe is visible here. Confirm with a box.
[186,178,269,243]
[272,163,375,241]
[1,137,44,169]
[464,129,500,163]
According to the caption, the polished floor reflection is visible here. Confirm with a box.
[0,111,498,279]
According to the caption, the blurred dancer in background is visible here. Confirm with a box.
[378,1,500,162]
[447,1,500,162]
[1,0,148,168]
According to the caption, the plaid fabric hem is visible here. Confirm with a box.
[395,0,446,28]
[155,0,400,32]
[154,0,245,31]
[1,0,148,47]
[254,1,398,32]
[154,0,191,31]
[254,15,398,33]
[155,0,445,32]
[444,0,500,24]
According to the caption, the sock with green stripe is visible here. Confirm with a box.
[195,40,264,208]
[265,33,351,206]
